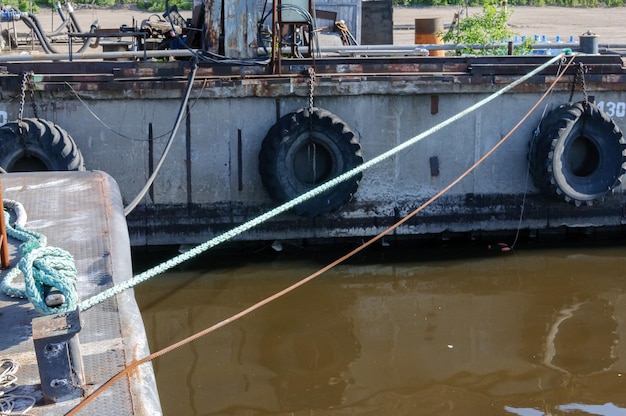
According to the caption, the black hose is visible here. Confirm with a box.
[124,58,199,216]
[47,17,72,37]
[76,23,97,53]
[55,1,66,22]
[68,10,82,33]
[21,14,57,54]
[47,1,85,36]
[26,13,58,51]
[89,31,101,49]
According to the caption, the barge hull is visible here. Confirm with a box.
[0,56,625,246]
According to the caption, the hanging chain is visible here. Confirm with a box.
[17,72,34,136]
[569,62,588,106]
[18,72,29,127]
[578,62,588,106]
[306,67,317,184]
[18,71,36,125]
[307,66,315,111]
[28,72,38,119]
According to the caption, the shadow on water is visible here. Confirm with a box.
[133,237,626,415]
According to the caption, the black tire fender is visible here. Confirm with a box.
[259,107,363,217]
[529,101,626,205]
[0,118,85,172]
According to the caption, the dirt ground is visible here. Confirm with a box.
[394,5,626,45]
[26,4,626,46]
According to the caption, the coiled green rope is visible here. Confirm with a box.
[0,201,78,315]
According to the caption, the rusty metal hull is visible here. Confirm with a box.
[1,55,625,246]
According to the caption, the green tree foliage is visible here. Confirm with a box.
[135,0,192,12]
[0,0,191,12]
[443,0,511,54]
[1,0,39,13]
[442,0,533,55]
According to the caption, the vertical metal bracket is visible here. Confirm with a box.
[32,309,85,403]
[0,180,11,269]
[429,156,440,177]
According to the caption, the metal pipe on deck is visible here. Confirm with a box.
[272,41,626,57]
[3,37,626,62]
[0,48,198,61]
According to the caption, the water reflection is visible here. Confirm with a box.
[542,299,618,376]
[134,243,626,415]
[259,294,360,410]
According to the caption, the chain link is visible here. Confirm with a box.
[28,72,38,119]
[578,62,588,106]
[18,72,28,128]
[18,71,36,133]
[306,67,317,183]
[307,67,315,111]
[16,71,38,137]
[569,62,588,106]
[17,72,30,136]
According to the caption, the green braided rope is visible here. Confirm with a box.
[1,205,78,315]
[79,54,564,312]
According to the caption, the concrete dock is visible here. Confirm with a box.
[0,171,160,415]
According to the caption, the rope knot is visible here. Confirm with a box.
[1,201,79,315]
[20,245,78,315]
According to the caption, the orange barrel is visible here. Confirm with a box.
[414,18,444,57]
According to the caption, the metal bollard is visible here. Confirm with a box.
[579,31,599,54]
[32,309,85,403]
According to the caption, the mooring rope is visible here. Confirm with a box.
[510,58,568,250]
[0,200,79,315]
[78,53,566,313]
[1,55,569,316]
[0,61,199,314]
[66,54,577,415]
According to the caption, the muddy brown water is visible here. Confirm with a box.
[134,240,626,415]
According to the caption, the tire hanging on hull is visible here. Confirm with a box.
[259,107,363,217]
[529,101,626,205]
[0,118,85,172]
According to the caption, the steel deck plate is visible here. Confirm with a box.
[0,171,161,415]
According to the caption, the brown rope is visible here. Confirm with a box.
[66,54,577,415]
